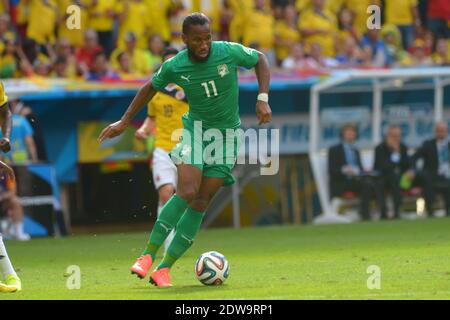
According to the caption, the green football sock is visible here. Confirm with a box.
[142,194,188,260]
[157,207,205,270]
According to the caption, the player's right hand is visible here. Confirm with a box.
[98,120,128,143]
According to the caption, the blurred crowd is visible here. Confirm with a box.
[0,0,448,81]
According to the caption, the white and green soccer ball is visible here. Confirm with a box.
[195,251,230,285]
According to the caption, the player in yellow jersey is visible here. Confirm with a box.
[134,48,188,253]
[0,81,22,293]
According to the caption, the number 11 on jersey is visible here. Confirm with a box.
[201,80,218,98]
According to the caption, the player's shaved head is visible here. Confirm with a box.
[182,12,212,62]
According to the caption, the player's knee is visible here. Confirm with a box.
[177,186,198,203]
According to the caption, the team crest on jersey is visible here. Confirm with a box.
[217,64,229,78]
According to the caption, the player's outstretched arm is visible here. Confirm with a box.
[254,52,272,125]
[98,80,158,142]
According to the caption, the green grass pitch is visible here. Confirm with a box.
[2,218,450,300]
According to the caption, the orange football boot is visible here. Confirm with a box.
[130,254,153,279]
[149,268,172,288]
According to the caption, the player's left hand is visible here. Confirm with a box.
[0,159,15,181]
[256,101,272,125]
[98,120,128,143]
[0,137,11,153]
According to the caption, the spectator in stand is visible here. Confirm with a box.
[337,7,360,44]
[335,36,362,68]
[274,4,300,65]
[116,0,149,50]
[228,0,254,43]
[85,51,118,81]
[383,0,420,50]
[115,51,141,80]
[426,0,450,50]
[58,0,90,48]
[433,38,450,65]
[308,42,339,69]
[145,0,172,45]
[144,34,165,73]
[0,14,15,45]
[360,29,389,67]
[381,25,411,67]
[374,125,413,219]
[88,0,119,57]
[53,38,78,78]
[409,39,433,66]
[0,36,18,78]
[75,29,104,74]
[343,0,380,35]
[32,58,51,77]
[24,0,58,48]
[111,32,151,78]
[281,42,320,71]
[411,122,450,217]
[219,0,234,41]
[242,0,276,66]
[52,55,71,78]
[298,0,337,58]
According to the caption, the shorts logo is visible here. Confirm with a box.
[217,64,229,78]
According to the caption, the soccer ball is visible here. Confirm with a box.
[195,251,230,285]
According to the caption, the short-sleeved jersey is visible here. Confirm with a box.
[148,85,189,152]
[152,41,259,130]
[0,81,7,106]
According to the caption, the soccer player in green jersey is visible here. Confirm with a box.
[99,12,272,287]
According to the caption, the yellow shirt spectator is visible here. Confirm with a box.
[0,0,8,14]
[116,0,149,49]
[299,8,337,57]
[88,0,118,32]
[242,9,275,50]
[26,0,58,45]
[111,48,151,77]
[145,0,171,42]
[384,0,417,26]
[229,0,254,42]
[344,0,380,35]
[274,20,301,61]
[58,0,90,48]
[148,86,189,152]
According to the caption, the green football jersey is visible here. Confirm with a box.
[151,41,259,130]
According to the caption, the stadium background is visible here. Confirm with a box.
[0,0,449,236]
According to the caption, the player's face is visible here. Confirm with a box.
[183,24,212,62]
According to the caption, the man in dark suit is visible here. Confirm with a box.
[328,124,375,221]
[412,121,450,217]
[374,125,413,219]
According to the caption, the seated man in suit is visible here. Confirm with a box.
[411,121,450,217]
[328,124,376,221]
[374,125,413,219]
